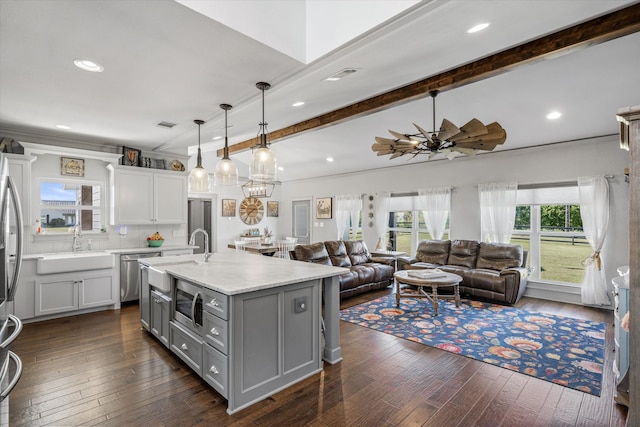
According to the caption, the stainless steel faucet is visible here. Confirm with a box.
[189,228,211,262]
[72,226,82,252]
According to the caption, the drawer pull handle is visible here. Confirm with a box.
[181,343,188,352]
[210,298,219,307]
[209,365,219,374]
[210,327,219,336]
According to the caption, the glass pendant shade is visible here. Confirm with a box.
[214,157,238,186]
[214,103,239,186]
[189,165,210,192]
[248,82,277,182]
[188,119,211,193]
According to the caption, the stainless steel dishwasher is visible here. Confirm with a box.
[120,252,161,302]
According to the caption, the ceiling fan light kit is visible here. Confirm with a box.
[372,90,507,161]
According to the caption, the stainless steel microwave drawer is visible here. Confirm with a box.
[170,322,203,376]
[203,310,228,355]
[203,288,228,320]
[203,344,228,398]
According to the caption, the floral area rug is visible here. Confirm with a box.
[339,294,606,396]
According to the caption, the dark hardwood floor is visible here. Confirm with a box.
[10,289,628,426]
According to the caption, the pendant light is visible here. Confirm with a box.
[249,82,277,182]
[188,119,210,192]
[214,103,239,186]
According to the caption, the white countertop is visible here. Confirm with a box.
[24,245,197,260]
[140,252,349,295]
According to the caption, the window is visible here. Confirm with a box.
[388,195,449,255]
[39,180,104,233]
[512,185,590,285]
[343,213,363,241]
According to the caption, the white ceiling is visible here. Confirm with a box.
[1,0,638,182]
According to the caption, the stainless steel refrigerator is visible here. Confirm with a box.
[0,153,24,424]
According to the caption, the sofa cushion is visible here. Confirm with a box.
[344,240,371,265]
[363,262,395,282]
[415,240,450,264]
[476,243,523,270]
[447,240,480,268]
[324,240,352,267]
[464,268,506,295]
[293,242,332,266]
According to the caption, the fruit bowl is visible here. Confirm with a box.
[148,239,164,247]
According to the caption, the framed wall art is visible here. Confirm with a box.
[267,201,279,217]
[316,197,332,219]
[222,199,236,217]
[122,146,141,166]
[61,157,85,177]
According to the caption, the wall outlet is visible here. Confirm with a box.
[294,296,307,313]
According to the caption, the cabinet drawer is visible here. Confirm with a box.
[204,311,228,354]
[203,288,228,320]
[203,344,228,398]
[170,322,203,375]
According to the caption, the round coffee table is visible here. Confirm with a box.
[394,270,462,316]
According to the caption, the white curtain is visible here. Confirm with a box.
[335,194,362,240]
[478,182,517,243]
[578,175,611,305]
[417,187,451,240]
[374,191,391,250]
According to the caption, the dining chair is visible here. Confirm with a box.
[276,239,295,259]
[234,240,247,252]
[285,236,298,244]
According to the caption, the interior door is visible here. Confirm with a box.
[292,200,311,245]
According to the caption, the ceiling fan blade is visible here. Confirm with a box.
[455,141,499,151]
[388,130,411,141]
[448,118,488,142]
[437,119,460,141]
[451,147,479,156]
[375,136,398,145]
[413,123,433,142]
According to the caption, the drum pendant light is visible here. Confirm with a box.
[249,82,277,182]
[188,119,210,192]
[214,104,239,186]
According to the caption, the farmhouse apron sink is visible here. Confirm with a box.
[36,252,115,274]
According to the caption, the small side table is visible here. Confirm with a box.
[394,270,462,316]
[370,250,407,271]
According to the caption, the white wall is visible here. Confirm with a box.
[277,136,630,305]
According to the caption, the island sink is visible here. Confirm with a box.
[36,251,115,274]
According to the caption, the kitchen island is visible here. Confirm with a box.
[139,251,348,414]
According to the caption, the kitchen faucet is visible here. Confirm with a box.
[72,226,82,252]
[189,228,211,262]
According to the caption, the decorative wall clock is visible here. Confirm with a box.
[239,196,264,225]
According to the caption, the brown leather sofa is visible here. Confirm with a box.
[397,239,529,304]
[290,240,395,300]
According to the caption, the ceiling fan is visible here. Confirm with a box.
[371,90,507,160]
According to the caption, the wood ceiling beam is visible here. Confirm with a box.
[219,2,640,157]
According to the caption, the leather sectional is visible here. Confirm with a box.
[397,239,529,304]
[290,240,395,300]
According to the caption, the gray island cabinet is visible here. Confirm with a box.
[139,252,347,414]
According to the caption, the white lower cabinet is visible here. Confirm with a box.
[35,270,116,317]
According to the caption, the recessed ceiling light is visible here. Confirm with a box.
[326,157,334,162]
[55,124,71,130]
[278,166,284,171]
[212,136,222,140]
[546,111,562,120]
[292,101,305,107]
[467,23,490,34]
[73,59,104,73]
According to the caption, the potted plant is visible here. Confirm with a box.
[263,227,273,244]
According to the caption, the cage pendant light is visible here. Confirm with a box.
[188,119,211,192]
[214,104,239,186]
[249,82,277,182]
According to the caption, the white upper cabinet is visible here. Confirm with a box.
[114,167,187,224]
